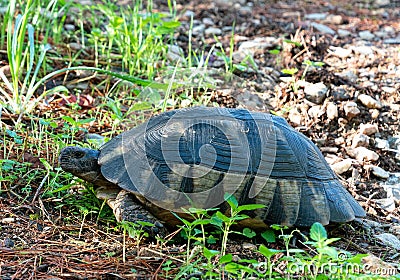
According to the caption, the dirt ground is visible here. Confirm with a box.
[1,0,399,279]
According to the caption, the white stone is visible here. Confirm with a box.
[375,138,390,149]
[238,37,277,54]
[359,123,379,135]
[352,147,379,161]
[311,22,335,35]
[352,133,370,148]
[338,29,351,37]
[305,13,328,20]
[344,101,360,119]
[326,102,338,120]
[329,46,352,58]
[331,159,353,174]
[205,27,222,36]
[366,165,390,178]
[304,82,328,104]
[359,30,375,41]
[374,233,400,250]
[308,105,324,119]
[358,94,382,109]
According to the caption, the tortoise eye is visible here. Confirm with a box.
[74,150,86,158]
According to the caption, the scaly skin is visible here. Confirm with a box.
[59,146,166,236]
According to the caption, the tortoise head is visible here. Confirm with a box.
[59,146,113,187]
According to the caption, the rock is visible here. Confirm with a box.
[304,82,328,104]
[325,14,343,25]
[338,29,351,37]
[202,17,214,26]
[343,101,360,119]
[366,165,390,178]
[329,46,352,58]
[352,46,374,56]
[3,237,14,248]
[310,22,335,35]
[308,105,324,119]
[359,123,379,135]
[205,27,222,36]
[331,86,350,100]
[167,45,185,63]
[192,24,205,35]
[64,24,75,31]
[69,42,82,50]
[350,147,379,162]
[352,133,370,148]
[305,13,328,20]
[375,138,390,149]
[374,198,396,212]
[326,102,338,120]
[383,37,400,44]
[374,233,400,250]
[374,0,390,6]
[358,30,375,41]
[238,37,277,54]
[331,159,353,174]
[358,94,382,109]
[334,137,345,145]
[370,109,380,119]
[382,86,397,94]
[288,109,303,126]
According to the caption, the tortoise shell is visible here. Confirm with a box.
[98,107,365,227]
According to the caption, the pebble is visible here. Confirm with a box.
[202,17,214,26]
[352,147,379,161]
[382,86,397,94]
[370,109,380,119]
[308,105,324,119]
[192,24,205,35]
[331,158,353,174]
[331,86,350,100]
[1,217,15,223]
[305,13,328,20]
[334,137,345,145]
[359,30,375,41]
[383,37,400,44]
[3,237,14,248]
[375,198,396,212]
[304,82,328,104]
[338,29,351,37]
[358,94,382,109]
[375,138,390,149]
[238,37,277,54]
[374,233,400,250]
[325,14,343,25]
[69,42,82,50]
[288,109,303,126]
[343,101,360,119]
[352,133,370,148]
[329,46,352,58]
[359,123,379,135]
[352,46,374,56]
[326,102,338,120]
[167,45,185,63]
[366,165,390,178]
[205,27,222,36]
[64,24,75,31]
[310,22,335,35]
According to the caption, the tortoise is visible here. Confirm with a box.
[59,107,365,234]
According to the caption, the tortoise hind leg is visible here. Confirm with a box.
[96,187,167,236]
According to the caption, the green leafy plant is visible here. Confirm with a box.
[211,193,264,255]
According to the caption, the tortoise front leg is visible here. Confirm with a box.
[95,187,167,236]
